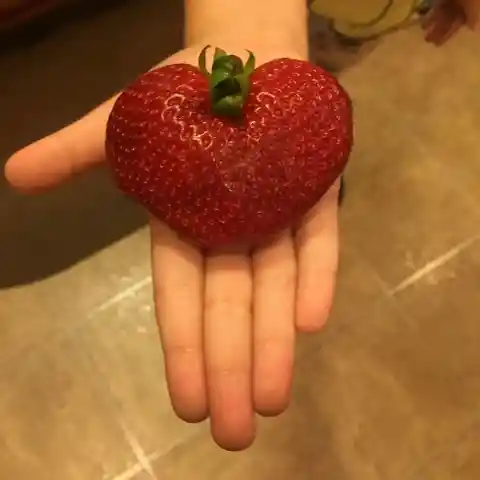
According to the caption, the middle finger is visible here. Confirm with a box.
[204,251,255,450]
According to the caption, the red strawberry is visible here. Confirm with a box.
[106,47,353,249]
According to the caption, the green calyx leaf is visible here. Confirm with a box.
[198,45,256,117]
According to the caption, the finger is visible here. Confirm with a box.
[252,233,296,417]
[459,0,480,29]
[204,252,255,451]
[436,15,464,44]
[4,97,115,193]
[295,182,340,333]
[424,4,464,44]
[421,1,450,29]
[424,11,451,43]
[150,219,208,423]
[469,1,479,29]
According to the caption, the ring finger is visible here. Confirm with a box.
[252,233,296,416]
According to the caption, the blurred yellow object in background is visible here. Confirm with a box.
[310,0,427,38]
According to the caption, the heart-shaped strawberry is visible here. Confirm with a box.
[106,47,353,249]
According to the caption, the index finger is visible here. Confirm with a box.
[150,219,208,423]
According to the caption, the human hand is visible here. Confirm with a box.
[4,46,342,451]
[423,0,479,45]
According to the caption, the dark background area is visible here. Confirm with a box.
[0,0,184,288]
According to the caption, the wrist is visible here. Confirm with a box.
[184,0,309,60]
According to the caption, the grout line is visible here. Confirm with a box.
[389,234,480,295]
[119,423,159,480]
[111,462,144,480]
[109,430,201,480]
[89,276,152,316]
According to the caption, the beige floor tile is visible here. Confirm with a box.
[0,227,150,367]
[342,145,480,289]
[409,426,480,480]
[149,413,353,480]
[0,333,137,480]
[352,31,480,203]
[292,262,471,479]
[303,240,480,479]
[293,321,476,480]
[285,240,479,480]
[337,30,480,289]
[76,281,200,459]
[390,239,480,430]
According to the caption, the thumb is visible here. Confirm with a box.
[4,97,116,193]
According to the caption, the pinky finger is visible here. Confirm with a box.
[294,183,340,333]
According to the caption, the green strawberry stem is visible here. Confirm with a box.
[198,46,256,117]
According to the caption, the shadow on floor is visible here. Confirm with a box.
[0,0,183,288]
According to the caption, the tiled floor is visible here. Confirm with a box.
[1,1,480,478]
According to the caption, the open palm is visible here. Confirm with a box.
[4,46,342,451]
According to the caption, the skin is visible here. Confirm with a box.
[4,47,341,452]
[424,0,479,44]
[3,0,475,452]
[4,1,336,451]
